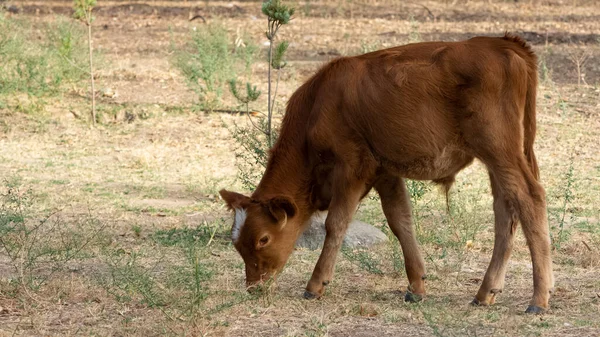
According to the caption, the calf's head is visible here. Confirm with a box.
[219,189,299,290]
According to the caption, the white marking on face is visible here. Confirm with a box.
[232,208,247,243]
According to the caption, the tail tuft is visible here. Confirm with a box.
[503,32,534,54]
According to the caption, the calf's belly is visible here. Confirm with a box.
[378,146,473,181]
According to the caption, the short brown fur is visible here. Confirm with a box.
[220,33,553,312]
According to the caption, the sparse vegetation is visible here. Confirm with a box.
[262,0,294,147]
[342,246,384,275]
[228,0,295,190]
[539,41,553,85]
[229,80,262,115]
[408,15,422,43]
[0,14,87,108]
[174,23,258,112]
[567,44,591,87]
[0,0,599,336]
[73,0,98,124]
[230,117,276,191]
[360,39,381,54]
[0,177,106,296]
[550,158,576,250]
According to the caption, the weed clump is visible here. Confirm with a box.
[0,14,87,105]
[0,177,105,294]
[174,24,258,112]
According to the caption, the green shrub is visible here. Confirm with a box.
[0,177,105,292]
[550,159,575,250]
[100,242,217,319]
[174,24,258,112]
[230,117,277,191]
[0,14,87,99]
[228,0,294,191]
[101,249,168,308]
[342,246,383,275]
[152,226,213,247]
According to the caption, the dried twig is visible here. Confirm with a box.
[246,110,269,136]
[581,240,592,252]
[198,108,260,115]
[404,1,436,21]
[567,45,590,86]
[60,54,91,75]
[189,14,206,23]
[70,110,82,120]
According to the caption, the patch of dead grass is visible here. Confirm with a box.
[1,1,599,335]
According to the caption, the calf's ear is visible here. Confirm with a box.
[219,189,250,210]
[267,196,297,228]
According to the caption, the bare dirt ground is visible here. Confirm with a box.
[0,1,599,336]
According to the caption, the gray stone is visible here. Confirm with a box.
[296,213,389,250]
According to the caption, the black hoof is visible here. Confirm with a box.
[303,290,318,300]
[471,298,484,306]
[404,291,423,303]
[525,305,546,314]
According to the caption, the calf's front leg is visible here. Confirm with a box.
[304,169,365,299]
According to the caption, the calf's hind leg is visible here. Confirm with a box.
[477,158,553,312]
[472,172,518,306]
[375,175,426,302]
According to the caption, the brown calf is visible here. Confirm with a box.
[220,34,553,313]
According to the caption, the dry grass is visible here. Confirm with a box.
[0,1,599,336]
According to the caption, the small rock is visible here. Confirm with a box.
[296,213,388,250]
[101,87,118,98]
[68,265,81,272]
